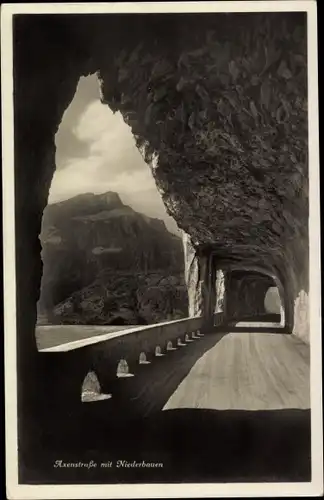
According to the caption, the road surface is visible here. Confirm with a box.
[163,331,310,411]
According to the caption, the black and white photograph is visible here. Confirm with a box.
[2,1,322,498]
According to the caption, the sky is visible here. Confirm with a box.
[50,74,180,235]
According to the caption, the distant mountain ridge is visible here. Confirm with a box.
[38,192,188,325]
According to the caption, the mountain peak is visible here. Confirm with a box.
[45,191,124,223]
[61,191,123,208]
[96,192,123,206]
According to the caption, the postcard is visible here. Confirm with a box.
[2,1,322,498]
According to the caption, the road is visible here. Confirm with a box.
[163,330,310,411]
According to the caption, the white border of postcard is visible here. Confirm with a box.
[2,1,322,498]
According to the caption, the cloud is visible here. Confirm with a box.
[55,74,101,167]
[49,75,180,235]
[50,104,155,202]
[49,159,156,202]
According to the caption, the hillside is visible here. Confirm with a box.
[38,192,188,325]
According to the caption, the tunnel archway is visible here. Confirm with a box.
[215,263,288,328]
[36,73,188,329]
[264,286,283,317]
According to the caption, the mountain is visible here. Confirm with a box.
[38,192,188,325]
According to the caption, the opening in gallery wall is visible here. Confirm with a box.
[36,74,188,352]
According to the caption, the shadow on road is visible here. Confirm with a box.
[104,331,228,416]
[19,331,310,484]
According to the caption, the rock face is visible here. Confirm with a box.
[293,290,310,344]
[97,12,309,341]
[38,192,188,325]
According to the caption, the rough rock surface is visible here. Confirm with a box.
[97,12,309,340]
[293,291,310,344]
[38,192,188,325]
[183,232,202,317]
[214,270,225,313]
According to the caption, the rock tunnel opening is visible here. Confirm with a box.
[217,265,287,327]
[264,286,285,324]
[36,73,189,341]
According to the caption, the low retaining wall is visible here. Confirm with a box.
[40,316,205,353]
[37,315,216,415]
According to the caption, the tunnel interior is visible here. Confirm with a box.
[223,269,284,325]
